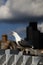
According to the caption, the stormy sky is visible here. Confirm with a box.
[0,0,43,19]
[0,0,43,39]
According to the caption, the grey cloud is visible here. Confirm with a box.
[9,0,43,16]
[38,22,43,32]
[0,0,7,6]
[0,0,43,18]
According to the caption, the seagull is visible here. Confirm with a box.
[11,31,34,48]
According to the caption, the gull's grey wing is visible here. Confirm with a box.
[18,40,33,48]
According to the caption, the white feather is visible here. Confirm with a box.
[12,31,22,46]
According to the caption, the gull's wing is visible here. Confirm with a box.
[18,40,33,48]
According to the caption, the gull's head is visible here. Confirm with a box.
[10,31,22,43]
[11,31,17,37]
